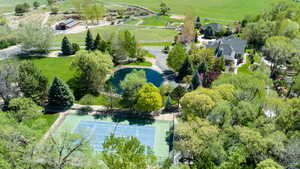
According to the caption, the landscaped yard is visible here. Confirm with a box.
[52,25,177,46]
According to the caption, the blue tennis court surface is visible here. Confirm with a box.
[74,120,156,150]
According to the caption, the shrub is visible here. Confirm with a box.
[79,94,97,105]
[72,43,80,54]
[15,3,30,14]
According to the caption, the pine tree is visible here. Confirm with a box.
[61,36,73,56]
[198,62,208,74]
[191,72,202,90]
[99,40,107,52]
[85,29,94,51]
[204,26,215,39]
[194,32,198,43]
[93,33,101,51]
[177,57,193,81]
[48,77,75,109]
[195,16,201,30]
[164,96,172,111]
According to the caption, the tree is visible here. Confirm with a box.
[71,51,113,94]
[180,90,215,118]
[18,20,53,53]
[85,29,94,51]
[120,69,147,109]
[61,36,73,56]
[72,43,80,54]
[164,96,172,111]
[177,57,193,81]
[47,0,56,6]
[181,14,195,43]
[18,61,48,104]
[195,16,201,30]
[204,26,215,39]
[170,85,186,107]
[232,101,258,126]
[135,83,163,113]
[121,30,137,58]
[0,61,19,106]
[264,36,293,79]
[33,1,40,9]
[191,72,202,90]
[175,118,225,169]
[214,55,226,71]
[102,134,156,169]
[256,159,284,169]
[277,19,299,39]
[241,20,276,49]
[167,43,186,72]
[48,77,75,109]
[15,3,30,14]
[36,132,96,169]
[7,97,42,123]
[159,2,170,15]
[93,33,101,51]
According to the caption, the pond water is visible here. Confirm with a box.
[110,68,164,94]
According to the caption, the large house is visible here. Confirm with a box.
[207,36,247,63]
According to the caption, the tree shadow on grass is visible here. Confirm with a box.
[92,109,155,125]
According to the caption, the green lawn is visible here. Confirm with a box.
[0,0,46,14]
[52,25,177,46]
[30,56,75,82]
[238,53,261,74]
[95,0,288,20]
[141,15,182,26]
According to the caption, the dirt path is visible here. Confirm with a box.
[42,12,50,25]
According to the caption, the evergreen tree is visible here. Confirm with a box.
[177,57,193,81]
[18,61,48,105]
[194,32,198,43]
[48,77,75,109]
[204,26,215,39]
[170,85,186,107]
[99,40,107,52]
[191,72,202,90]
[93,33,101,51]
[215,55,226,71]
[195,16,201,30]
[164,95,172,111]
[198,62,208,74]
[61,36,73,56]
[85,29,94,51]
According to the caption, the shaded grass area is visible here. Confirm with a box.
[125,61,152,66]
[52,25,177,46]
[77,94,121,108]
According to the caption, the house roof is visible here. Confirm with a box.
[60,19,74,25]
[207,36,247,60]
[203,23,222,32]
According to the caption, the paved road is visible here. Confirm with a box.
[0,45,22,60]
[142,46,169,71]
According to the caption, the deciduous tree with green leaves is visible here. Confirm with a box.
[135,83,163,113]
[167,43,186,72]
[18,61,48,104]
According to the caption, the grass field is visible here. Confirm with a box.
[141,15,182,26]
[95,0,287,20]
[0,0,46,14]
[52,25,177,46]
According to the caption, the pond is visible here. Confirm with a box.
[110,68,164,94]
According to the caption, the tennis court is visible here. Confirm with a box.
[74,120,156,150]
[55,112,172,160]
